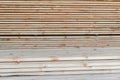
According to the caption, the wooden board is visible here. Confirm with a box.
[0,48,120,77]
[0,0,120,79]
[0,0,120,35]
[0,36,120,49]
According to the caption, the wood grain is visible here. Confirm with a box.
[0,0,119,35]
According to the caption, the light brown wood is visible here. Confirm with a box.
[0,36,120,49]
[0,0,119,35]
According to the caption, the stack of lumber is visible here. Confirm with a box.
[0,48,120,77]
[0,36,120,49]
[0,1,120,35]
[0,0,120,49]
[0,0,120,79]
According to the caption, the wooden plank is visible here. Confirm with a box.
[0,0,119,35]
[0,74,120,80]
[0,36,119,49]
[0,0,120,79]
[0,48,119,77]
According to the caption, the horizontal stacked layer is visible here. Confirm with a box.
[0,36,120,49]
[0,48,119,77]
[0,1,119,35]
[0,0,120,79]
